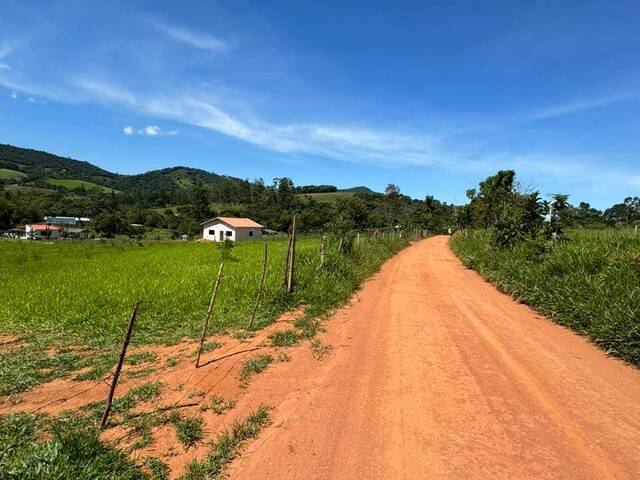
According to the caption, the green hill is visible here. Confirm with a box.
[0,144,228,197]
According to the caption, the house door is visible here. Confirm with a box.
[219,230,224,242]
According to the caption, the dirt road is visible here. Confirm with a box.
[229,236,640,479]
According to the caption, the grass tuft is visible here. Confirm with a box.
[269,329,301,347]
[178,405,270,480]
[238,354,273,386]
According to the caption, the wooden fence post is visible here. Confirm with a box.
[319,236,326,268]
[195,262,224,367]
[283,230,293,288]
[286,215,297,293]
[101,301,141,428]
[249,244,268,328]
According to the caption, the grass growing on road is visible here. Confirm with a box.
[451,229,640,365]
[179,405,270,480]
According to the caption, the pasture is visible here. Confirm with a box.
[450,229,640,365]
[0,235,407,395]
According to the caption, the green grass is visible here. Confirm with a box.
[0,413,147,479]
[170,413,204,448]
[0,236,407,395]
[269,329,301,347]
[200,341,222,354]
[239,354,273,385]
[0,343,86,396]
[46,178,118,193]
[296,191,356,203]
[84,381,164,424]
[179,406,270,480]
[0,168,26,180]
[0,233,407,478]
[450,229,640,365]
[201,396,236,415]
[126,351,158,366]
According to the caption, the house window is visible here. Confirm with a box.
[249,231,254,237]
[209,229,215,235]
[225,231,232,236]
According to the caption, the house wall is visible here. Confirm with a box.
[202,222,262,242]
[234,227,262,241]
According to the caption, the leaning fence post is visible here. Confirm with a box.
[286,215,297,293]
[101,301,141,428]
[249,244,268,328]
[196,262,224,368]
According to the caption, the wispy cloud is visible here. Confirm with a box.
[0,63,9,70]
[10,90,17,100]
[522,93,638,121]
[147,19,227,53]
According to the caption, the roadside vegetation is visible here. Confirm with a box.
[451,170,640,366]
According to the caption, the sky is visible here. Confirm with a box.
[0,0,639,209]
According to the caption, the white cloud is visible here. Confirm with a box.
[10,90,17,99]
[123,124,177,136]
[141,125,160,136]
[0,63,10,70]
[147,19,227,53]
[26,96,45,104]
[138,125,177,136]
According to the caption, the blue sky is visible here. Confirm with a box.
[0,0,639,208]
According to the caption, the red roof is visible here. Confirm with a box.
[200,217,263,228]
[28,223,62,231]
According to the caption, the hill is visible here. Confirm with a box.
[0,144,374,202]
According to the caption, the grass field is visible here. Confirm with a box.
[296,191,357,203]
[0,168,27,180]
[450,229,640,366]
[47,178,118,193]
[0,235,407,395]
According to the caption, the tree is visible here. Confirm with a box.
[94,212,127,238]
[189,181,212,222]
[548,194,570,236]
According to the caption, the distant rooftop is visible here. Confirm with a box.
[200,217,263,228]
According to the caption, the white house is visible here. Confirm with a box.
[201,217,264,242]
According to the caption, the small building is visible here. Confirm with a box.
[201,217,263,242]
[25,223,62,239]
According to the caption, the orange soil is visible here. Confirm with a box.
[0,309,305,476]
[225,236,640,479]
[3,236,639,479]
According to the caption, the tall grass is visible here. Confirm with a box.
[450,229,640,365]
[0,236,405,346]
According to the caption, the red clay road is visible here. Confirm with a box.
[229,236,640,479]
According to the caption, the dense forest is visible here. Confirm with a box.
[0,144,638,238]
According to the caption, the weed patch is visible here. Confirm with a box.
[239,354,273,386]
[269,329,301,347]
[179,406,270,480]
